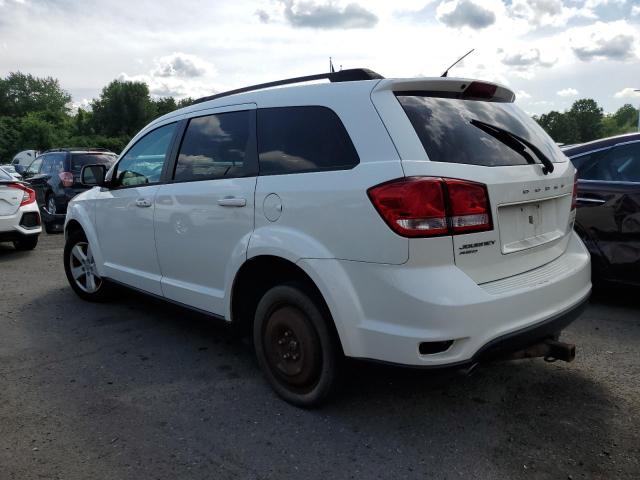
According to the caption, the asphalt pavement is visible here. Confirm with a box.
[1,233,638,479]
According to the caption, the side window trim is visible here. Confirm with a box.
[167,108,258,184]
[110,121,180,190]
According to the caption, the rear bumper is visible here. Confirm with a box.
[300,231,591,367]
[0,204,42,241]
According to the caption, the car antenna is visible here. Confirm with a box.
[441,48,475,77]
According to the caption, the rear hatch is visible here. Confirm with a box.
[0,169,22,216]
[372,78,576,284]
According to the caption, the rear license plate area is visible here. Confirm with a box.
[498,198,566,254]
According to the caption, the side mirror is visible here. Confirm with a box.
[81,164,107,187]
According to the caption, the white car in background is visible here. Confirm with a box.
[63,69,591,406]
[0,167,41,250]
[11,150,39,175]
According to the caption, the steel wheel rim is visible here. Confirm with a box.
[69,241,101,293]
[263,305,322,392]
[47,197,56,215]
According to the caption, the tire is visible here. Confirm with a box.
[253,283,341,407]
[64,230,112,302]
[13,235,38,251]
[44,194,58,234]
[44,221,57,234]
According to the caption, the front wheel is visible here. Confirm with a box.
[64,231,112,302]
[253,284,341,407]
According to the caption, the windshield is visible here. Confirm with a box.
[71,153,117,173]
[396,95,566,167]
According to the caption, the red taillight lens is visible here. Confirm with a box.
[368,177,492,238]
[9,183,36,206]
[367,177,448,237]
[571,173,578,210]
[445,179,492,233]
[59,171,74,188]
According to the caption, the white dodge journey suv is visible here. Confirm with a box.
[64,69,591,406]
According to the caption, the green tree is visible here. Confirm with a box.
[0,116,20,162]
[535,111,579,144]
[612,104,638,131]
[18,112,61,151]
[568,98,603,142]
[91,80,155,137]
[0,72,71,119]
[153,97,178,117]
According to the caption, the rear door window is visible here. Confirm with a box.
[257,106,359,175]
[396,95,565,167]
[173,110,257,182]
[71,153,117,173]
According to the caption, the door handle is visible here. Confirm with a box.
[135,198,152,208]
[576,197,606,205]
[217,197,247,207]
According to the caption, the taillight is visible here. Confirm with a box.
[9,183,36,206]
[571,173,578,210]
[445,179,492,233]
[367,177,492,238]
[59,171,74,187]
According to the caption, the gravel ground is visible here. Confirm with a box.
[1,233,638,480]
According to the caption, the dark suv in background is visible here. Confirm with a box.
[23,148,117,233]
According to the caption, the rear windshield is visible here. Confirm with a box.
[71,153,117,172]
[396,95,565,166]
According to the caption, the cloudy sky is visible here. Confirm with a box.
[1,0,639,115]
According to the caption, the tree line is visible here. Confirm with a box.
[0,71,638,162]
[534,98,637,145]
[0,72,192,161]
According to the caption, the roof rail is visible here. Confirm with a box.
[42,147,114,153]
[192,68,384,105]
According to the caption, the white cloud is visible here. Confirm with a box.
[280,1,378,29]
[508,0,595,28]
[437,0,496,29]
[119,53,220,99]
[570,21,637,61]
[516,89,532,100]
[614,87,640,99]
[632,5,640,16]
[557,87,579,97]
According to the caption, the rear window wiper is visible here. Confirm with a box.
[470,119,554,175]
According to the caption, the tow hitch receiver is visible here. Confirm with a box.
[507,339,576,363]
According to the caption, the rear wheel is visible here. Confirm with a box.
[13,235,38,251]
[64,230,112,302]
[253,284,340,407]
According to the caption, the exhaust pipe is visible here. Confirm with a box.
[507,339,576,363]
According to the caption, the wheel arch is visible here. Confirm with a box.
[64,204,105,276]
[229,255,344,353]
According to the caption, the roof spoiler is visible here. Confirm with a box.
[374,78,515,103]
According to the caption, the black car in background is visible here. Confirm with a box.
[563,133,640,286]
[23,148,117,233]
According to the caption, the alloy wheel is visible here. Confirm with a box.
[68,241,101,293]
